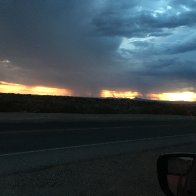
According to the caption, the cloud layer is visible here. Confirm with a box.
[0,0,196,96]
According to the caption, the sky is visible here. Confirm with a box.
[0,0,196,101]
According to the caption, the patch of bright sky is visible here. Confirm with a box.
[0,81,72,96]
[152,5,173,17]
[118,36,156,56]
[101,89,141,99]
[180,5,191,12]
[148,92,196,102]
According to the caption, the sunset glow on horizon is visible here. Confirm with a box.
[1,81,196,102]
[100,89,141,99]
[148,92,196,102]
[0,81,72,96]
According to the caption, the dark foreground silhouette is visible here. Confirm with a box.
[0,93,196,116]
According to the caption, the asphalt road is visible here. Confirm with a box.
[0,115,196,155]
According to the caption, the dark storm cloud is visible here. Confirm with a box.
[0,0,122,96]
[0,0,196,96]
[92,2,196,38]
[167,38,196,54]
[140,59,196,81]
[121,58,196,93]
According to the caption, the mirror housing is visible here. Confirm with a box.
[157,153,196,196]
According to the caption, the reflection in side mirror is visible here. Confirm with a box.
[157,153,196,196]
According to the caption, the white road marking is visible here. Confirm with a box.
[0,124,184,135]
[0,133,194,157]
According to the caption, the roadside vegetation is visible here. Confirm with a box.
[0,93,196,116]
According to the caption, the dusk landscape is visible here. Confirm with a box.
[0,0,196,102]
[0,1,196,196]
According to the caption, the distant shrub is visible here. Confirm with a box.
[0,93,195,116]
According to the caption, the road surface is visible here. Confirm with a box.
[0,114,196,155]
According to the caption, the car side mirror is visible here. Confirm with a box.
[157,153,196,196]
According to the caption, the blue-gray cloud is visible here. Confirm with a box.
[0,0,196,96]
[92,0,196,38]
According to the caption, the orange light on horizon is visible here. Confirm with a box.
[0,81,72,96]
[100,89,141,99]
[148,91,196,102]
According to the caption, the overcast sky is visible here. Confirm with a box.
[0,0,196,97]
